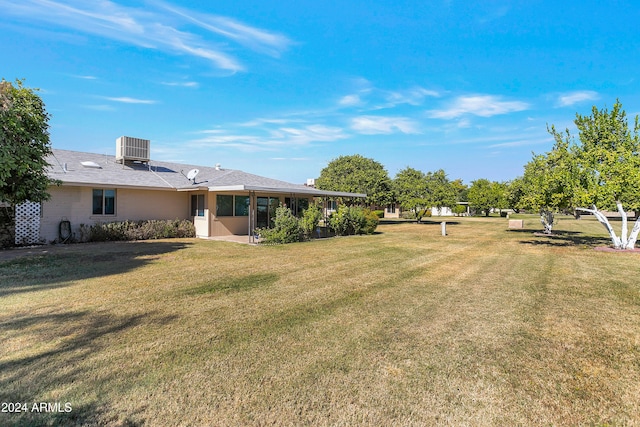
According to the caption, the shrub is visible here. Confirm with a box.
[328,205,351,236]
[299,204,323,241]
[89,221,129,241]
[88,219,195,242]
[401,211,416,220]
[256,205,301,244]
[256,204,378,244]
[372,210,385,218]
[451,204,467,216]
[328,206,378,236]
[363,209,379,234]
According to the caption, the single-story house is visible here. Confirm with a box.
[382,202,470,219]
[26,139,365,244]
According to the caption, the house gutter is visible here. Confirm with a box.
[200,185,366,198]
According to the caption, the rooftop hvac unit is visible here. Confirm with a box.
[116,136,150,163]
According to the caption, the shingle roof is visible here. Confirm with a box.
[46,149,366,198]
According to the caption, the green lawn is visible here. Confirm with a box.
[1,216,639,426]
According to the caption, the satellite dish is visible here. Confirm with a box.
[186,168,199,181]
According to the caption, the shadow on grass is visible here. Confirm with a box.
[378,219,461,226]
[515,229,611,248]
[0,310,177,426]
[0,241,192,298]
[184,272,279,295]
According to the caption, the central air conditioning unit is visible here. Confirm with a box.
[116,136,150,163]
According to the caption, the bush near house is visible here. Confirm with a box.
[257,204,378,244]
[299,204,323,240]
[257,204,325,244]
[255,205,302,244]
[328,205,378,236]
[86,219,195,242]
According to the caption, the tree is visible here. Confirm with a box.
[425,169,457,215]
[451,178,468,203]
[492,181,509,214]
[557,100,640,249]
[393,167,457,222]
[0,79,57,205]
[468,178,503,216]
[506,177,525,213]
[316,154,392,207]
[518,136,578,233]
[393,167,430,222]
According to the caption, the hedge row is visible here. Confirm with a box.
[84,219,195,242]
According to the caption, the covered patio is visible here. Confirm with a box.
[183,184,366,243]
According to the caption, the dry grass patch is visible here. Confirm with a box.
[1,216,639,425]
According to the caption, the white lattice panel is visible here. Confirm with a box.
[15,201,40,245]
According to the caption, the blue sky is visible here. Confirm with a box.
[2,0,640,185]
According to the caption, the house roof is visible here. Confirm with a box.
[46,149,366,198]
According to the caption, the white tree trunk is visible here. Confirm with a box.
[575,204,640,249]
[617,201,628,244]
[539,210,554,234]
[626,217,640,249]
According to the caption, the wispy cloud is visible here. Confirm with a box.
[239,118,305,127]
[556,90,599,107]
[339,94,362,107]
[83,104,116,111]
[272,125,347,145]
[487,139,549,149]
[427,95,529,119]
[104,96,157,104]
[351,116,420,135]
[157,2,293,57]
[189,124,346,152]
[380,87,440,108]
[270,157,310,161]
[0,0,292,72]
[161,81,200,88]
[338,84,439,110]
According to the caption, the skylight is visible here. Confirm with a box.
[80,161,102,168]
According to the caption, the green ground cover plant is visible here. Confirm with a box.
[83,218,195,242]
[1,216,639,426]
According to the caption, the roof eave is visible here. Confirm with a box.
[206,185,366,198]
[54,181,176,191]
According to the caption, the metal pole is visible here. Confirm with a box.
[249,191,255,244]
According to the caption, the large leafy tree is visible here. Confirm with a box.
[393,167,429,222]
[316,154,392,206]
[506,177,525,213]
[565,100,640,249]
[426,169,457,214]
[393,167,457,222]
[468,178,504,216]
[451,178,468,202]
[518,135,578,233]
[1,79,56,205]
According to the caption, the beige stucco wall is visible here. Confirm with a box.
[212,216,251,236]
[40,185,190,242]
[210,191,257,236]
[384,205,401,218]
[40,186,318,242]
